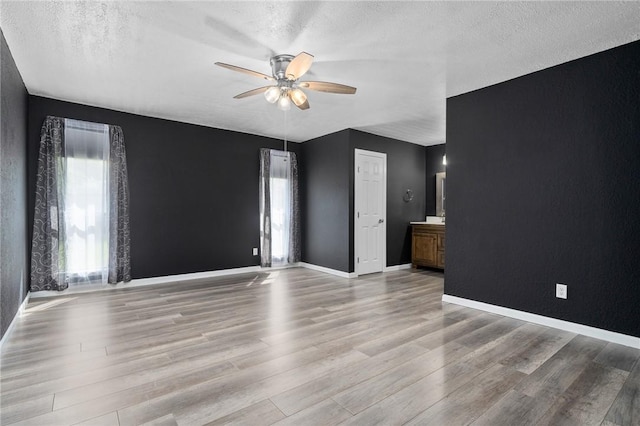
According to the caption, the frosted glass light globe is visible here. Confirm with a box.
[277,95,291,111]
[264,87,280,103]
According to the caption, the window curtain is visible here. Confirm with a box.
[30,117,67,290]
[259,148,300,267]
[30,116,131,291]
[108,125,131,283]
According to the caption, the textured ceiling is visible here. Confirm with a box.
[1,1,639,146]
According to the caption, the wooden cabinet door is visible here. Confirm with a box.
[413,233,438,266]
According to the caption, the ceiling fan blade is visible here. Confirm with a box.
[285,52,314,80]
[233,86,273,99]
[215,62,274,81]
[299,81,357,94]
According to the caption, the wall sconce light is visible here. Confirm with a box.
[442,154,447,166]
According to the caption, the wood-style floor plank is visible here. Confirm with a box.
[0,394,53,425]
[404,363,526,425]
[1,268,637,425]
[603,357,640,426]
[73,411,120,426]
[332,340,471,414]
[270,398,351,426]
[270,342,428,416]
[206,399,285,426]
[339,356,483,425]
[534,362,628,426]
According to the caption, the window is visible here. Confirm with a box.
[30,115,130,292]
[259,148,299,268]
[269,153,292,265]
[63,119,110,284]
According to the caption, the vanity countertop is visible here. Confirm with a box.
[411,216,445,225]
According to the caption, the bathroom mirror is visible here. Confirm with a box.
[436,172,446,218]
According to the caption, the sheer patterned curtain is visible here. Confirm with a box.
[30,116,131,291]
[108,125,131,283]
[259,148,300,267]
[30,117,67,290]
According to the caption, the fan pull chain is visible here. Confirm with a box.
[283,109,288,153]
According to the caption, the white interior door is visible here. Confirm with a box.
[355,149,386,275]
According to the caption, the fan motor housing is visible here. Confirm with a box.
[270,54,295,80]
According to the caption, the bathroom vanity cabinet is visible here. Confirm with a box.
[411,223,445,269]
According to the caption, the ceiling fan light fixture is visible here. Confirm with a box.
[290,88,307,106]
[277,94,291,111]
[264,86,280,103]
[217,51,356,112]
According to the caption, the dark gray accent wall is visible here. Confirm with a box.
[349,130,427,270]
[1,29,29,340]
[301,130,351,272]
[28,96,300,280]
[446,40,640,337]
[301,129,427,273]
[425,144,446,216]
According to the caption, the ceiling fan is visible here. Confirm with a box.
[215,52,357,111]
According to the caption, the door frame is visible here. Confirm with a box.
[354,148,387,277]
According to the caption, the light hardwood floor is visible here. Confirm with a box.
[1,268,638,425]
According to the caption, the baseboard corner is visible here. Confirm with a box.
[299,262,356,278]
[0,291,31,351]
[383,263,412,272]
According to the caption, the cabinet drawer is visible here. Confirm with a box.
[437,234,445,250]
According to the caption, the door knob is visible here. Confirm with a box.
[378,219,384,223]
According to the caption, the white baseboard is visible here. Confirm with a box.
[29,264,306,298]
[383,263,412,272]
[30,262,348,298]
[442,294,640,349]
[130,265,264,287]
[28,261,397,300]
[0,292,30,352]
[298,262,356,278]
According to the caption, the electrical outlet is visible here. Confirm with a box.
[556,283,567,299]
[252,247,258,256]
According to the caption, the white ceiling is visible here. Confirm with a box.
[1,1,639,146]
